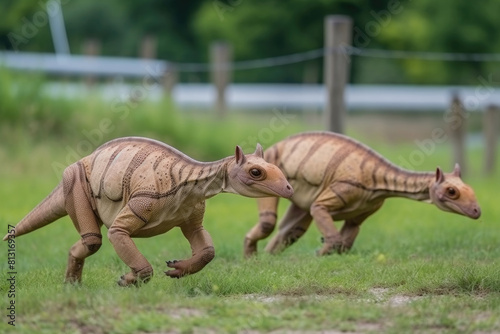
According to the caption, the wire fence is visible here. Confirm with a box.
[2,46,500,75]
[171,46,500,73]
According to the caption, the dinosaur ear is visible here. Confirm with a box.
[435,167,445,184]
[235,145,247,165]
[453,163,461,177]
[254,143,264,158]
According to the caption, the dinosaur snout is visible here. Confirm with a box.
[281,182,294,199]
[467,205,481,219]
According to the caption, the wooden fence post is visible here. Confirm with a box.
[210,41,232,116]
[448,94,467,175]
[163,66,178,98]
[139,35,157,59]
[483,104,499,175]
[83,38,101,86]
[323,15,352,134]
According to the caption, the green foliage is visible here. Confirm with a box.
[193,0,372,83]
[2,1,498,84]
[63,0,128,55]
[0,68,71,137]
[0,68,310,162]
[376,0,500,84]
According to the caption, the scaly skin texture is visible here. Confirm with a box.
[3,137,293,286]
[244,131,481,257]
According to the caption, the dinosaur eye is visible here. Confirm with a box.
[250,168,262,177]
[249,167,267,180]
[446,187,459,199]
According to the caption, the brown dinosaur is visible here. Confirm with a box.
[3,137,293,286]
[244,131,481,257]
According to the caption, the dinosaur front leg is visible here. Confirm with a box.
[108,203,153,287]
[311,204,344,255]
[244,197,280,257]
[340,203,383,251]
[165,215,214,278]
[310,186,352,255]
[264,203,312,254]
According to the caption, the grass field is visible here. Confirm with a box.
[1,80,499,333]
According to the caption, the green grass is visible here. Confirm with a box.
[2,136,500,334]
[1,73,500,333]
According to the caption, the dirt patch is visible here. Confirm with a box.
[167,307,204,319]
[243,293,331,303]
[244,290,421,307]
[241,330,377,334]
[369,288,422,306]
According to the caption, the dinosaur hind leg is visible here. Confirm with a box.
[65,234,102,283]
[339,203,383,252]
[63,162,103,284]
[264,203,313,254]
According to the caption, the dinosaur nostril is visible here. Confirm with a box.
[472,207,481,218]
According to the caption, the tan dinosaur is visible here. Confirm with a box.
[244,131,481,257]
[3,137,293,286]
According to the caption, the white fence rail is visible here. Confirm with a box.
[2,51,499,175]
[40,82,500,112]
[0,51,169,78]
[2,51,499,112]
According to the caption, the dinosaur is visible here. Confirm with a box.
[244,131,481,257]
[3,137,293,286]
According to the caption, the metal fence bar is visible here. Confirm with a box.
[0,51,170,78]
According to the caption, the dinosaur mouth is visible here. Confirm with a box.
[463,206,481,219]
[254,182,294,199]
[445,201,481,219]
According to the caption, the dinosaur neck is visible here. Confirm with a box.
[184,157,234,200]
[371,165,434,202]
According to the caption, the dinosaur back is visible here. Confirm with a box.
[266,131,390,184]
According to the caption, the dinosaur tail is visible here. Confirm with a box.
[3,182,67,241]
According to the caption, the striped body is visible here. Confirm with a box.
[267,132,431,219]
[4,137,293,286]
[82,137,231,237]
[244,131,481,257]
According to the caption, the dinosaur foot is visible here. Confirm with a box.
[64,255,84,284]
[318,236,345,255]
[165,260,186,279]
[64,276,82,285]
[117,267,153,287]
[243,238,258,258]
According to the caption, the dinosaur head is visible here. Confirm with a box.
[227,144,293,199]
[429,163,481,219]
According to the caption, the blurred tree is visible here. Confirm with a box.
[0,0,498,84]
[193,0,500,84]
[64,0,127,55]
[193,0,377,82]
[376,0,500,84]
[120,0,205,60]
[0,0,53,52]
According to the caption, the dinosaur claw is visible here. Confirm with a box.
[164,271,181,279]
[166,260,178,267]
